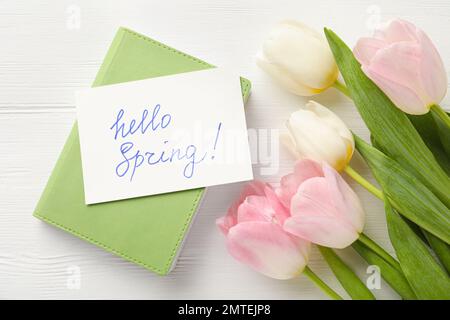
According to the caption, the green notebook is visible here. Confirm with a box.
[33,27,251,275]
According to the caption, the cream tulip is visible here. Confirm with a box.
[281,101,354,171]
[257,20,339,96]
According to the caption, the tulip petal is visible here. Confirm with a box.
[286,175,361,248]
[216,216,233,236]
[285,107,352,170]
[361,18,447,112]
[259,20,338,93]
[227,221,310,279]
[368,42,423,92]
[256,53,318,96]
[375,19,418,43]
[416,30,447,104]
[276,159,323,208]
[363,64,428,114]
[230,185,289,226]
[216,180,268,235]
[322,163,365,233]
[353,37,386,65]
[264,186,290,225]
[284,215,359,249]
[303,101,355,170]
[304,101,354,146]
[237,195,276,223]
[280,132,301,158]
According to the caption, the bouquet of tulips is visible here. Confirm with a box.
[217,19,450,300]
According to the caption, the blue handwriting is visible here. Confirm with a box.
[109,104,222,182]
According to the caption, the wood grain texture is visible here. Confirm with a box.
[0,0,449,299]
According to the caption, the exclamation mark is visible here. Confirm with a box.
[211,122,222,160]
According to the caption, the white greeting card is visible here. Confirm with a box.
[76,69,253,204]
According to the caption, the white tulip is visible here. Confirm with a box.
[281,101,354,171]
[257,20,339,96]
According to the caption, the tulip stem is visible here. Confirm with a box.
[303,266,344,300]
[358,233,402,271]
[344,166,402,271]
[344,165,384,200]
[333,80,351,98]
[430,104,450,128]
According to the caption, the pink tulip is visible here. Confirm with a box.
[353,19,447,115]
[280,159,365,249]
[216,181,310,280]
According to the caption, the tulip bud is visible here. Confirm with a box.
[216,181,310,280]
[257,20,339,96]
[282,101,354,171]
[281,160,366,249]
[354,19,447,115]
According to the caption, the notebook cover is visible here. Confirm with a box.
[33,27,251,275]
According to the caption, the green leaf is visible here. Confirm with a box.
[318,246,376,300]
[404,112,450,274]
[408,113,450,175]
[423,231,450,275]
[355,135,450,244]
[371,135,450,275]
[324,28,450,207]
[385,200,450,299]
[430,106,450,161]
[352,240,417,300]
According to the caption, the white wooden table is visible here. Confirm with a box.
[1,0,449,299]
